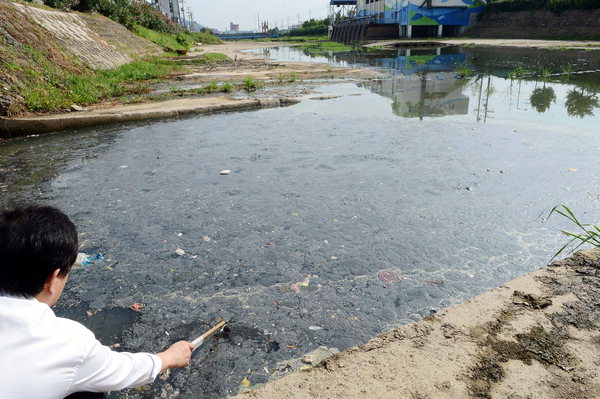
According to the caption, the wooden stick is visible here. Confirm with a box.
[192,320,227,350]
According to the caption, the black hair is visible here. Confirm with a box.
[0,205,78,297]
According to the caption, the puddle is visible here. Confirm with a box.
[1,45,600,398]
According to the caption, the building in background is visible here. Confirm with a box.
[230,22,240,32]
[331,0,486,41]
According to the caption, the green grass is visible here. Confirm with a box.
[133,25,188,50]
[251,35,328,43]
[19,57,177,112]
[454,63,474,79]
[299,41,354,56]
[159,53,231,65]
[507,66,533,80]
[201,53,231,63]
[244,78,257,91]
[220,82,233,92]
[204,81,218,93]
[547,205,600,262]
[132,25,222,51]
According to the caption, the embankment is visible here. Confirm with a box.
[0,0,160,115]
[466,8,600,40]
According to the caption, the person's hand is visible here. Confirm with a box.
[156,341,194,372]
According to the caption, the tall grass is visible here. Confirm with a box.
[22,59,176,112]
[547,205,600,261]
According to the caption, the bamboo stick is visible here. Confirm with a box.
[192,320,227,350]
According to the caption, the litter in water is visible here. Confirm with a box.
[377,270,400,283]
[76,253,105,267]
[175,248,186,256]
[130,303,142,312]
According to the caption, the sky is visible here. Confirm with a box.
[188,0,331,32]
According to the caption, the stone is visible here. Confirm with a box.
[70,104,87,112]
[301,355,314,364]
[0,94,21,117]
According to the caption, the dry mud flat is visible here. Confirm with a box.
[233,249,600,399]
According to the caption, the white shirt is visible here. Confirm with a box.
[0,295,162,399]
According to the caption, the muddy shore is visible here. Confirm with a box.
[232,249,600,399]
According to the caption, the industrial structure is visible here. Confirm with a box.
[330,0,486,42]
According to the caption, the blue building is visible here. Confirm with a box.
[331,0,486,41]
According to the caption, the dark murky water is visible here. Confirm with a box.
[1,46,600,398]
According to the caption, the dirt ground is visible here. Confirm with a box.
[180,41,378,83]
[231,249,600,399]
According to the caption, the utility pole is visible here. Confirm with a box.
[179,0,185,28]
[309,9,312,21]
[297,13,300,26]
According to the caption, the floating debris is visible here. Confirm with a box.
[130,303,142,312]
[220,170,231,175]
[377,270,400,283]
[290,278,310,291]
[241,377,251,388]
[76,253,105,267]
[175,248,186,256]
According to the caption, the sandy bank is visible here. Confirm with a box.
[232,250,600,398]
[364,38,600,50]
[0,97,301,138]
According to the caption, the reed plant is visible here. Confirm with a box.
[547,205,600,261]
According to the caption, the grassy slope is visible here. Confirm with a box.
[0,1,225,116]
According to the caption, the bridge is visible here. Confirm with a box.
[216,33,280,40]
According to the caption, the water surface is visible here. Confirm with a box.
[1,45,599,398]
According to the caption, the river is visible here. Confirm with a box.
[1,44,599,398]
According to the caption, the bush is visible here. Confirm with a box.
[43,0,183,34]
[128,1,182,34]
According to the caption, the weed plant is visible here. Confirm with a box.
[455,63,474,79]
[204,81,218,94]
[21,59,175,112]
[244,78,257,91]
[220,83,233,92]
[507,66,532,80]
[547,205,600,261]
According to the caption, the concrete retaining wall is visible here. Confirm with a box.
[466,9,600,40]
[10,2,161,69]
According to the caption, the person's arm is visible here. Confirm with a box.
[68,334,193,395]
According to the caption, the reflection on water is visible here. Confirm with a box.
[359,73,469,119]
[258,45,600,128]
